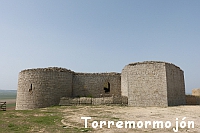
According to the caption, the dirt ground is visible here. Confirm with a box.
[61,105,200,133]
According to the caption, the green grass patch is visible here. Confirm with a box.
[7,123,30,133]
[0,106,65,133]
[31,115,60,125]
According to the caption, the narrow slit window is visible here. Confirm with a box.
[29,84,32,92]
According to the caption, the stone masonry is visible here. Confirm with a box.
[16,67,73,110]
[16,68,121,110]
[185,88,200,105]
[121,61,185,107]
[16,61,186,110]
[72,73,121,98]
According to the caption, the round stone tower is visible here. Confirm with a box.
[16,67,73,110]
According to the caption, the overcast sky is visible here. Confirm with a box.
[0,0,200,94]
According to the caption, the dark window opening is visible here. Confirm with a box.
[29,84,32,92]
[104,82,110,93]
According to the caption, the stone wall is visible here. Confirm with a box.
[185,89,200,105]
[16,67,73,110]
[59,96,128,106]
[16,60,186,110]
[72,73,121,98]
[166,63,186,106]
[121,65,129,97]
[185,95,200,105]
[122,61,168,107]
[16,68,121,110]
[122,61,185,107]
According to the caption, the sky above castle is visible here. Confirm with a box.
[0,0,200,94]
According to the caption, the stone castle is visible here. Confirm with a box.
[16,61,186,110]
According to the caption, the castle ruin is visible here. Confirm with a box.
[16,61,186,110]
